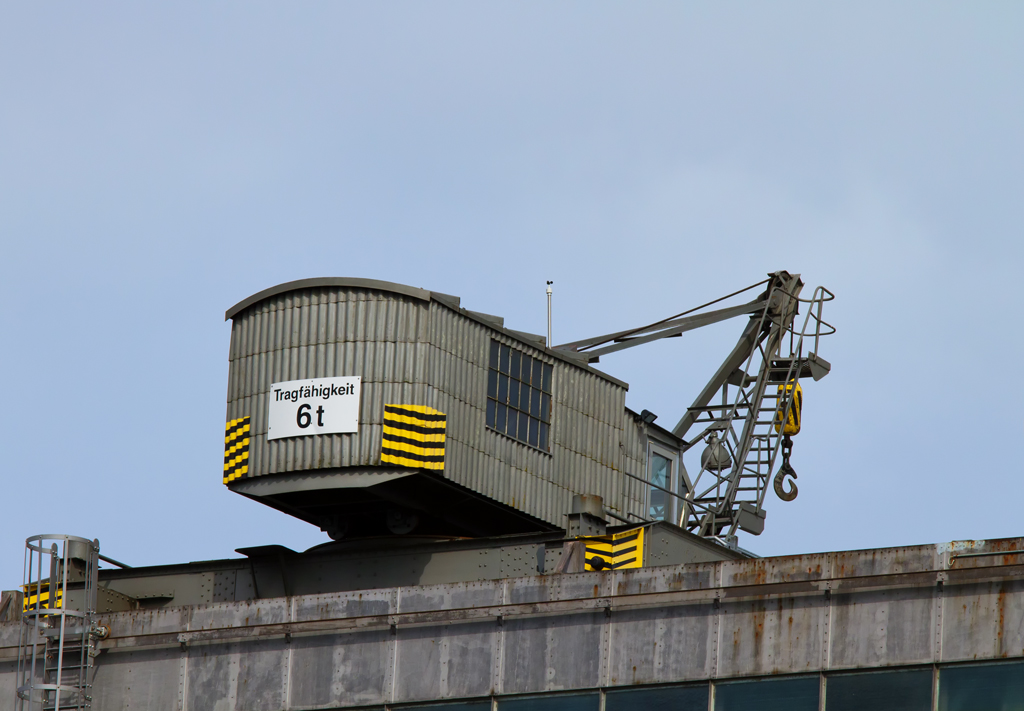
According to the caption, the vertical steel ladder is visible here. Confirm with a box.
[16,535,100,711]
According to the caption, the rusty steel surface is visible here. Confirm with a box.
[3,537,1024,708]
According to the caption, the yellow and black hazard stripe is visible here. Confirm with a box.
[381,404,446,471]
[582,527,645,571]
[224,416,251,484]
[22,582,62,612]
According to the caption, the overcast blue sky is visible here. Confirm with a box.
[1,4,1022,584]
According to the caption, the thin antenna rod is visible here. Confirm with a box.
[546,281,553,347]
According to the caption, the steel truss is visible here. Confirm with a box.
[555,271,835,543]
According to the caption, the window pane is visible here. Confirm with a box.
[649,453,672,521]
[606,684,709,711]
[827,669,931,711]
[397,703,491,711]
[939,661,1024,711]
[500,345,511,374]
[488,343,554,445]
[715,676,819,711]
[651,454,671,488]
[649,489,666,521]
[499,693,599,711]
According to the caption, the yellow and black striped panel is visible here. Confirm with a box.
[582,528,645,571]
[381,404,446,471]
[224,416,251,484]
[22,582,62,612]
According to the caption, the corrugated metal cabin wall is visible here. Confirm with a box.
[548,365,629,511]
[425,302,631,527]
[225,287,432,478]
[618,412,648,520]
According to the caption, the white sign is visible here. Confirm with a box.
[267,377,361,441]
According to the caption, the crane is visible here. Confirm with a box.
[553,271,835,543]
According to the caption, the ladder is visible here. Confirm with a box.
[680,285,834,541]
[17,535,101,711]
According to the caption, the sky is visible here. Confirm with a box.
[1,3,1022,586]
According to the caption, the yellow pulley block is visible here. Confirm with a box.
[774,381,802,436]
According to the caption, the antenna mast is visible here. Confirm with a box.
[546,281,553,347]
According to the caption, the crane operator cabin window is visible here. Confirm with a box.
[648,452,671,520]
[487,340,552,451]
[647,444,680,522]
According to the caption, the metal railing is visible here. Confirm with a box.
[17,534,100,711]
[617,281,835,542]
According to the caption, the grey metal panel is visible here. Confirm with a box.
[290,590,396,707]
[225,277,433,320]
[831,545,943,577]
[242,639,290,711]
[394,583,502,702]
[607,603,715,686]
[229,468,415,496]
[504,612,604,694]
[102,606,193,638]
[90,648,182,710]
[719,553,832,587]
[718,595,826,677]
[610,563,717,596]
[617,412,647,520]
[0,659,15,706]
[941,578,1024,661]
[828,587,936,669]
[0,620,18,648]
[191,597,291,630]
[184,639,290,711]
[645,528,744,568]
[101,571,216,607]
[289,630,391,707]
[293,589,394,622]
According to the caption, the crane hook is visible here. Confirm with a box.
[773,435,799,502]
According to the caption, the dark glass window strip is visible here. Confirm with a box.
[486,339,553,450]
[714,676,819,711]
[379,660,1024,711]
[826,669,932,711]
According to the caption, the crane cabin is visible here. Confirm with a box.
[222,272,833,551]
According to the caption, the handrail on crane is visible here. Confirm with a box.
[555,272,835,543]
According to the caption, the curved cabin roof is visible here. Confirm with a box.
[224,277,454,320]
[225,277,628,389]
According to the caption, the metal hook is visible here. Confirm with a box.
[774,435,799,501]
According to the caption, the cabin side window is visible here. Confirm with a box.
[647,443,680,523]
[486,340,552,450]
